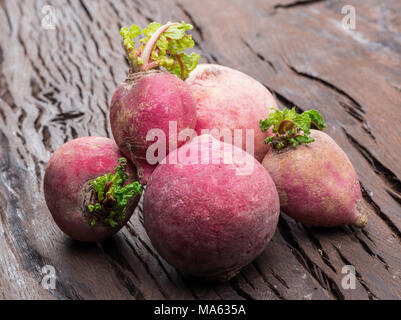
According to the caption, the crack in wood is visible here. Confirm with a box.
[360,182,401,244]
[70,126,78,139]
[34,105,44,132]
[16,148,28,168]
[175,2,204,41]
[51,111,85,123]
[16,131,26,145]
[17,109,27,130]
[173,1,220,65]
[239,270,256,290]
[361,228,373,243]
[41,125,52,152]
[36,40,61,86]
[43,90,59,105]
[0,48,18,112]
[229,277,254,300]
[278,217,344,299]
[348,227,390,270]
[331,244,378,300]
[263,83,305,113]
[52,281,85,300]
[345,226,389,270]
[172,271,204,300]
[125,223,177,285]
[288,65,365,113]
[99,239,146,299]
[288,66,379,139]
[0,0,13,33]
[386,188,401,207]
[274,0,326,10]
[252,261,285,299]
[106,1,123,29]
[303,226,337,273]
[343,128,401,195]
[49,54,68,83]
[122,234,170,299]
[129,0,153,23]
[78,0,93,22]
[269,266,290,289]
[241,39,277,73]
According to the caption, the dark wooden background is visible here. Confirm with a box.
[0,0,400,300]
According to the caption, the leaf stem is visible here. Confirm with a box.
[144,61,160,70]
[175,54,185,80]
[140,22,179,70]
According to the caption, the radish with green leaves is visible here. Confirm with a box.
[44,137,142,242]
[260,108,368,228]
[110,22,199,183]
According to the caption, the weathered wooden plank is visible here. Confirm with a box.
[0,0,400,299]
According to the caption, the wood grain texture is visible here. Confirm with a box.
[0,0,400,300]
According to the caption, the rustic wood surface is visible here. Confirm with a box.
[0,0,400,300]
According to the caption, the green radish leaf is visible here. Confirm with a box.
[304,109,326,130]
[295,135,315,144]
[89,158,142,228]
[260,108,326,149]
[120,21,200,79]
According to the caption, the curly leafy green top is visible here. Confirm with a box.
[260,108,326,149]
[120,21,200,80]
[88,158,142,228]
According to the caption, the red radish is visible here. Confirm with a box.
[186,64,278,162]
[44,137,142,242]
[110,22,199,183]
[260,108,368,228]
[143,135,280,280]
